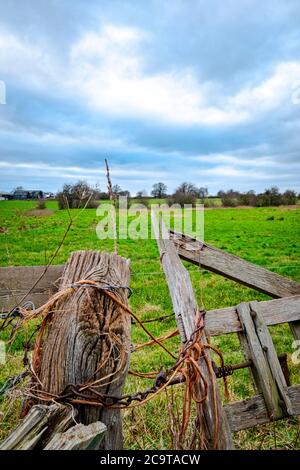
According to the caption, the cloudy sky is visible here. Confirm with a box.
[0,0,300,195]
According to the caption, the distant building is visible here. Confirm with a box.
[13,189,44,200]
[44,192,55,199]
[0,189,45,200]
[0,192,13,200]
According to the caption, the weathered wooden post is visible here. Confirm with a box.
[151,211,234,449]
[31,250,131,450]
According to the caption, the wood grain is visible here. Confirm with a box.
[0,265,64,311]
[151,210,234,450]
[36,251,131,450]
[0,404,74,450]
[225,385,300,432]
[250,301,293,415]
[169,230,300,298]
[205,295,300,336]
[45,421,106,450]
[237,302,282,419]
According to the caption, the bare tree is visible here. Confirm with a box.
[151,182,168,198]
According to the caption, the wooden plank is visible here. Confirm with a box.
[45,421,106,450]
[237,330,261,394]
[0,404,74,450]
[204,295,300,337]
[237,302,282,419]
[169,230,300,298]
[151,210,234,450]
[224,385,300,432]
[0,265,64,311]
[249,301,293,415]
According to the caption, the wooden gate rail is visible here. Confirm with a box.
[169,230,300,298]
[224,385,300,432]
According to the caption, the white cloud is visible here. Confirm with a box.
[69,25,244,126]
[191,149,300,171]
[67,27,300,126]
[229,61,300,116]
[191,152,276,168]
[1,24,300,128]
[0,29,57,92]
[198,166,267,178]
[0,160,168,179]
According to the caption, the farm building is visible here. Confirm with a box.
[13,189,44,200]
[0,192,13,200]
[0,189,46,200]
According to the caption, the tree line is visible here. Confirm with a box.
[56,180,298,209]
[217,187,298,207]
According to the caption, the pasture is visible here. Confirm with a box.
[0,200,299,449]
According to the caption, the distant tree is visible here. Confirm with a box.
[216,187,298,207]
[93,184,108,200]
[151,182,168,198]
[133,190,149,208]
[112,184,122,196]
[166,182,204,207]
[266,186,281,206]
[167,191,196,207]
[56,180,98,209]
[282,189,297,205]
[176,182,198,196]
[217,189,241,207]
[136,190,148,198]
[110,184,131,200]
[197,187,208,201]
[238,190,257,206]
[119,190,131,197]
[256,187,281,207]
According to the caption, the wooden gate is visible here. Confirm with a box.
[151,210,300,446]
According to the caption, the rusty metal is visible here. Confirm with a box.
[214,353,290,381]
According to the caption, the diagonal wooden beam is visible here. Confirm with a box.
[169,230,300,299]
[151,210,234,450]
[169,229,300,343]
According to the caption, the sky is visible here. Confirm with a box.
[0,0,300,195]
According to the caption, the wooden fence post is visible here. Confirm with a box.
[151,211,234,449]
[31,250,131,450]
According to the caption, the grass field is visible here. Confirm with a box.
[0,200,299,449]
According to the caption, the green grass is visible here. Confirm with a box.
[0,200,299,449]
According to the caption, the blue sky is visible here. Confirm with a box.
[0,0,300,195]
